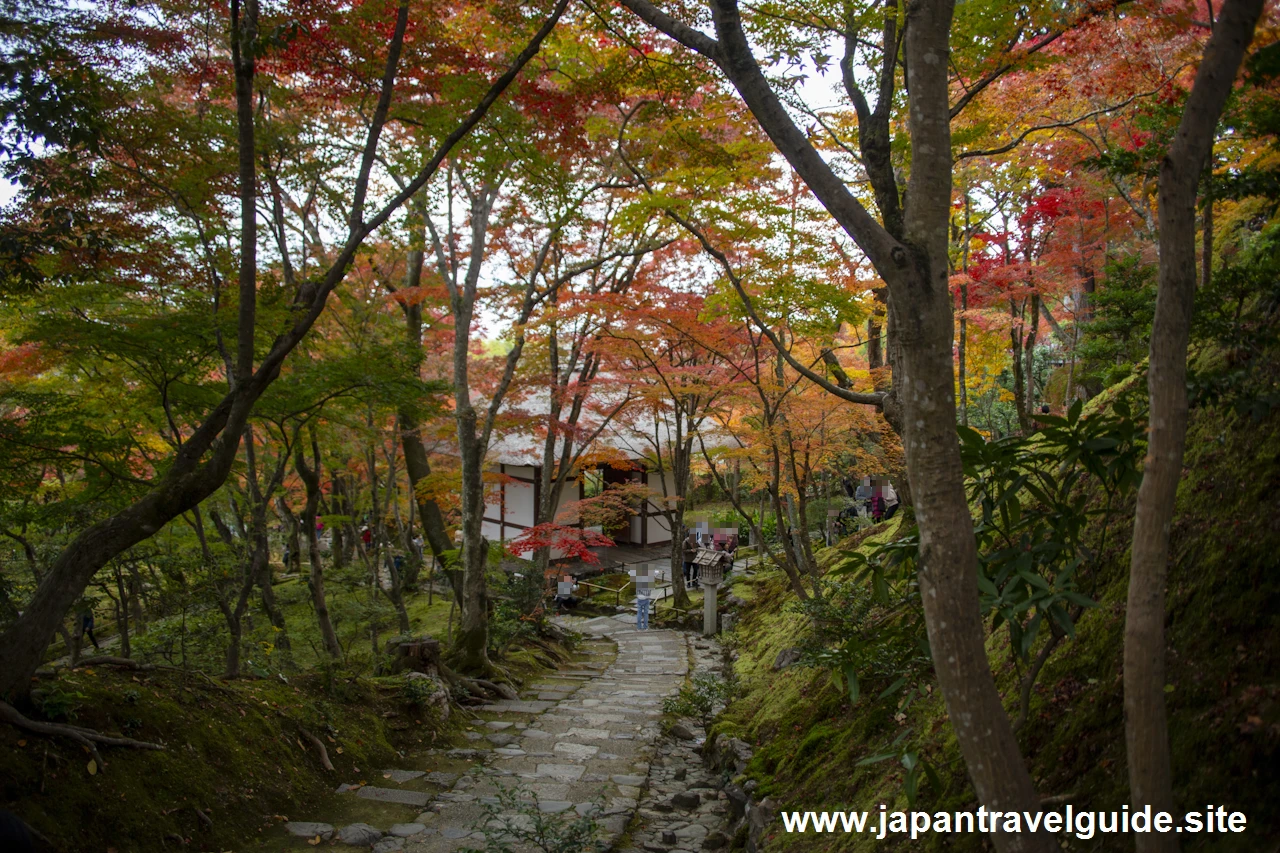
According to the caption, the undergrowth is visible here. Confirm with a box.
[714,404,1280,852]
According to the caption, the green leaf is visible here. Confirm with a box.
[843,665,860,703]
[878,676,908,700]
[1020,612,1042,657]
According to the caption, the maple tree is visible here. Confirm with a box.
[1,1,1278,844]
[0,0,572,700]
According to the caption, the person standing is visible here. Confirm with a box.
[635,582,651,631]
[78,608,99,652]
[682,531,698,588]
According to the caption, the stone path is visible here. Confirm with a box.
[286,613,698,852]
[619,639,734,853]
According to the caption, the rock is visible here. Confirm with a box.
[662,831,678,844]
[494,682,520,700]
[643,844,668,853]
[426,771,459,786]
[285,822,334,840]
[611,774,647,786]
[487,733,519,747]
[670,722,696,741]
[724,595,746,609]
[397,672,450,722]
[772,648,802,671]
[673,767,687,781]
[389,823,426,837]
[356,786,431,807]
[746,798,777,853]
[337,823,384,846]
[707,735,753,776]
[671,791,702,810]
[653,801,675,813]
[723,783,749,822]
[702,831,730,850]
[675,823,709,840]
[373,839,405,853]
[742,780,758,794]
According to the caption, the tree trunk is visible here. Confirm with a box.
[651,0,1053,841]
[1125,6,1262,852]
[958,286,968,426]
[224,614,243,679]
[453,415,491,673]
[1200,198,1213,290]
[111,567,130,659]
[294,431,341,658]
[895,0,1051,826]
[1024,292,1040,421]
[1010,298,1029,434]
[128,566,146,635]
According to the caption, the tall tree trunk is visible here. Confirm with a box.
[1200,198,1213,290]
[453,419,491,672]
[244,429,289,652]
[110,566,130,659]
[294,431,341,658]
[1125,6,1262,852]
[397,229,459,562]
[1010,298,1029,434]
[1024,292,1040,421]
[958,286,969,426]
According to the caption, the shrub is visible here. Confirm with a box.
[662,672,733,730]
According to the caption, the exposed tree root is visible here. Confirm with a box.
[527,636,570,663]
[0,700,165,767]
[73,655,156,670]
[438,660,511,702]
[472,678,518,700]
[297,726,334,771]
[68,655,236,694]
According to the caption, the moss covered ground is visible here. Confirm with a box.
[712,406,1279,852]
[4,578,575,852]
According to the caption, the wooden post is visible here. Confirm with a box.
[703,581,718,636]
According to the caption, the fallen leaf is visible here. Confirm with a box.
[17,740,26,747]
[87,759,98,776]
[308,838,320,846]
[336,747,343,754]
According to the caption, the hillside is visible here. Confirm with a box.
[711,403,1280,851]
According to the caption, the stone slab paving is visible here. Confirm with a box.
[618,638,735,853]
[401,614,691,853]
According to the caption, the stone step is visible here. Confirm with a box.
[354,786,433,807]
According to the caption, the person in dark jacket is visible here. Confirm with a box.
[681,531,699,588]
[0,811,34,852]
[78,608,99,651]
